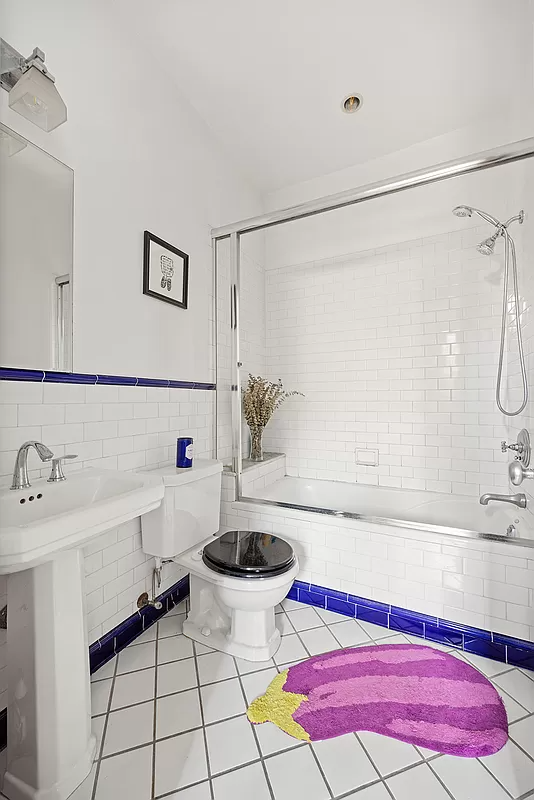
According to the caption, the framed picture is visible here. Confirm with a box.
[143,231,189,309]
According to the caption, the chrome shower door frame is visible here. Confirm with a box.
[211,136,534,504]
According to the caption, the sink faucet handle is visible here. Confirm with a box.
[47,454,78,483]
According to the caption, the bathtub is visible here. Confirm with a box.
[246,475,534,546]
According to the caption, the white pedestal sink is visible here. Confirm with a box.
[0,468,164,800]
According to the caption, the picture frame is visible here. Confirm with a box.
[143,230,189,309]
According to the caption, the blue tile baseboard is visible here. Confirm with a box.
[89,574,189,674]
[287,579,534,671]
[89,573,534,676]
[0,367,215,391]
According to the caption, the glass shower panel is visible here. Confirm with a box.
[236,158,531,521]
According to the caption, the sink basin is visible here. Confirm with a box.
[0,467,164,573]
[1,467,164,800]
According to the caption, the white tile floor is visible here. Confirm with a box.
[67,599,534,800]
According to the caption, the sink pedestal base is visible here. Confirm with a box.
[3,550,96,800]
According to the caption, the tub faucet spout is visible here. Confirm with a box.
[479,492,527,509]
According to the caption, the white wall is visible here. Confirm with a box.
[0,0,262,382]
[0,0,263,705]
[263,114,534,268]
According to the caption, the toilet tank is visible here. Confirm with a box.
[141,459,222,559]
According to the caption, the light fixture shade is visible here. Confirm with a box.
[8,66,67,131]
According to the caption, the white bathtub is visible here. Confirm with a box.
[247,475,534,543]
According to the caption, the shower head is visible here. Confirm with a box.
[452,205,502,227]
[477,231,500,256]
[452,205,473,218]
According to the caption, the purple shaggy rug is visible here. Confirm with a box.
[247,643,508,757]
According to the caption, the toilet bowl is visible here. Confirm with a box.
[140,460,299,660]
[179,531,298,660]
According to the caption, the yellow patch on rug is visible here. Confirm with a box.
[247,669,310,741]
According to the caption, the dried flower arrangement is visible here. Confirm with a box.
[243,374,303,461]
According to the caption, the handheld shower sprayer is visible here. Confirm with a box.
[452,204,527,416]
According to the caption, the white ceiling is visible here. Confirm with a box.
[123,0,533,193]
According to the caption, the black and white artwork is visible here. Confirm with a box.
[143,231,189,309]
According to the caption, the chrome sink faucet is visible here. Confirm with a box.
[11,441,54,490]
[479,492,527,509]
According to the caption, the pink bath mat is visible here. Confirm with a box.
[247,643,508,757]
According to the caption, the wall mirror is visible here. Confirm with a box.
[0,123,73,371]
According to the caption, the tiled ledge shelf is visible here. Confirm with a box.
[0,366,215,391]
[287,579,534,672]
[222,452,285,474]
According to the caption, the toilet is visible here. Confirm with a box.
[141,459,299,660]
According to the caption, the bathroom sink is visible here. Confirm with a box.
[1,466,164,800]
[0,467,164,573]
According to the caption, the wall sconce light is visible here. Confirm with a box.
[0,39,67,132]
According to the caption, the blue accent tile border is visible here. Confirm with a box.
[289,579,534,671]
[89,574,534,678]
[0,367,216,391]
[89,575,189,674]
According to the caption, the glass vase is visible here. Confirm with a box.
[249,425,264,462]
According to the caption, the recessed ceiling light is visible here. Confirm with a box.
[341,94,363,114]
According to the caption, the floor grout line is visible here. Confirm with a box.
[354,730,434,785]
[233,658,277,800]
[82,601,534,800]
[90,647,119,800]
[476,757,516,799]
[154,777,209,800]
[309,742,335,799]
[426,758,465,800]
[192,639,215,800]
[507,735,534,768]
[151,620,159,798]
[331,777,393,800]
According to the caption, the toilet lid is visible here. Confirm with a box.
[202,530,295,578]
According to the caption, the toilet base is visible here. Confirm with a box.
[183,617,281,662]
[183,570,289,661]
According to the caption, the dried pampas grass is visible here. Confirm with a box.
[243,375,302,429]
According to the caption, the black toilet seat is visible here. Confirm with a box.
[202,530,296,579]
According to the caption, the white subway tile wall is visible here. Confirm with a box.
[221,488,534,642]
[263,227,516,499]
[0,380,215,644]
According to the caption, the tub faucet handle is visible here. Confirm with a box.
[501,430,531,465]
[502,440,524,454]
[509,461,534,486]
